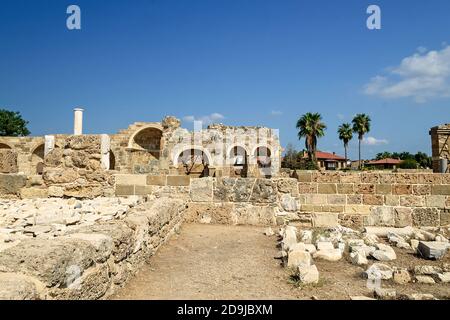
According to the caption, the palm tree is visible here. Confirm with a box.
[352,114,371,169]
[338,123,353,166]
[296,113,327,163]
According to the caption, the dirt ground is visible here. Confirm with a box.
[111,224,450,300]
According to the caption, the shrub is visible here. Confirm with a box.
[399,159,418,169]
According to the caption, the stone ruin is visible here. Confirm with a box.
[0,112,449,300]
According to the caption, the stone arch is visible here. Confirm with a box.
[175,147,213,176]
[253,145,272,168]
[0,143,12,149]
[31,143,45,174]
[128,125,164,159]
[109,150,116,170]
[228,145,249,165]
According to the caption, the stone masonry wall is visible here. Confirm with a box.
[0,197,186,300]
[114,172,450,229]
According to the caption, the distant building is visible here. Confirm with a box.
[302,151,347,170]
[366,158,402,170]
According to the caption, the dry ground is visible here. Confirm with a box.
[111,224,450,300]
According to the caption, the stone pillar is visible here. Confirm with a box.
[74,108,84,135]
[100,134,111,170]
[44,135,55,156]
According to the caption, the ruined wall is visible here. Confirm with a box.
[0,150,18,173]
[113,172,450,229]
[0,197,186,300]
[41,135,114,198]
[0,135,68,175]
[430,124,450,172]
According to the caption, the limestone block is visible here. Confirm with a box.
[114,174,147,186]
[317,183,337,194]
[43,168,78,184]
[412,208,440,227]
[166,175,190,186]
[19,187,49,199]
[287,249,311,267]
[375,184,392,195]
[366,207,394,226]
[250,179,277,203]
[394,208,412,227]
[393,184,412,195]
[0,273,40,300]
[146,175,166,186]
[190,178,213,202]
[311,213,339,227]
[280,194,298,212]
[297,264,319,284]
[425,195,446,208]
[0,150,18,173]
[277,178,299,196]
[337,184,354,194]
[364,263,393,280]
[432,185,450,195]
[417,241,449,260]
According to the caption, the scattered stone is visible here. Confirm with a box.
[415,275,436,284]
[350,296,376,300]
[370,243,396,261]
[297,264,319,284]
[299,230,312,244]
[264,227,274,236]
[288,243,306,252]
[435,234,449,243]
[287,250,311,268]
[364,263,393,280]
[393,269,411,284]
[410,239,419,251]
[274,251,287,259]
[304,244,317,254]
[402,293,435,300]
[417,241,449,260]
[350,250,368,265]
[316,241,334,251]
[414,265,443,275]
[23,225,52,236]
[313,249,342,262]
[374,287,396,300]
[436,272,450,283]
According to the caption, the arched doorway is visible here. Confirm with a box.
[254,146,272,178]
[229,145,248,177]
[31,144,45,175]
[177,148,210,177]
[130,127,163,160]
[109,151,116,170]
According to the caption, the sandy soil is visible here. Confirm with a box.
[111,224,450,300]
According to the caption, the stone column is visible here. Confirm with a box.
[100,134,111,170]
[44,135,55,156]
[74,108,84,135]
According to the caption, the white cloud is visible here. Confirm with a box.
[364,45,450,103]
[337,113,345,120]
[362,136,388,146]
[271,110,283,116]
[183,113,225,125]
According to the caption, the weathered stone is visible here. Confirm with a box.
[371,243,396,261]
[287,249,311,267]
[415,275,435,284]
[250,179,277,203]
[313,249,342,261]
[280,194,298,212]
[277,178,299,195]
[366,207,394,227]
[316,241,334,251]
[393,269,411,284]
[394,208,412,227]
[317,184,337,194]
[264,227,274,236]
[166,175,190,186]
[43,168,78,184]
[364,263,393,280]
[0,174,27,195]
[20,187,49,199]
[0,238,95,287]
[0,150,18,173]
[297,264,319,284]
[402,293,435,300]
[146,175,166,186]
[190,178,213,202]
[414,265,443,275]
[350,250,368,265]
[312,213,339,227]
[417,241,449,260]
[374,287,396,300]
[0,273,39,300]
[412,208,440,227]
[437,272,450,283]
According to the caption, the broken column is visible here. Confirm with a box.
[73,108,84,136]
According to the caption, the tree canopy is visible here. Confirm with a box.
[0,109,30,137]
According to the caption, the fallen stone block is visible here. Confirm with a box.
[370,243,396,261]
[297,264,319,284]
[316,241,334,251]
[364,263,393,280]
[437,272,450,283]
[0,273,40,300]
[287,250,311,268]
[364,226,414,237]
[417,241,449,260]
[374,287,396,300]
[393,269,411,285]
[415,275,435,284]
[414,265,443,275]
[313,249,342,262]
[350,250,368,265]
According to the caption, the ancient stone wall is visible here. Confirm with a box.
[0,150,18,173]
[0,196,186,300]
[430,124,450,172]
[113,172,450,229]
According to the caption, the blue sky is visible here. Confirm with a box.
[1,0,450,160]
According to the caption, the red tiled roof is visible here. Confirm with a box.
[366,158,402,165]
[302,151,346,161]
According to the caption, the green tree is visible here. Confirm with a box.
[415,152,431,168]
[376,152,392,160]
[352,114,371,169]
[337,123,353,164]
[0,109,30,136]
[296,113,326,163]
[399,159,418,169]
[282,143,299,169]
